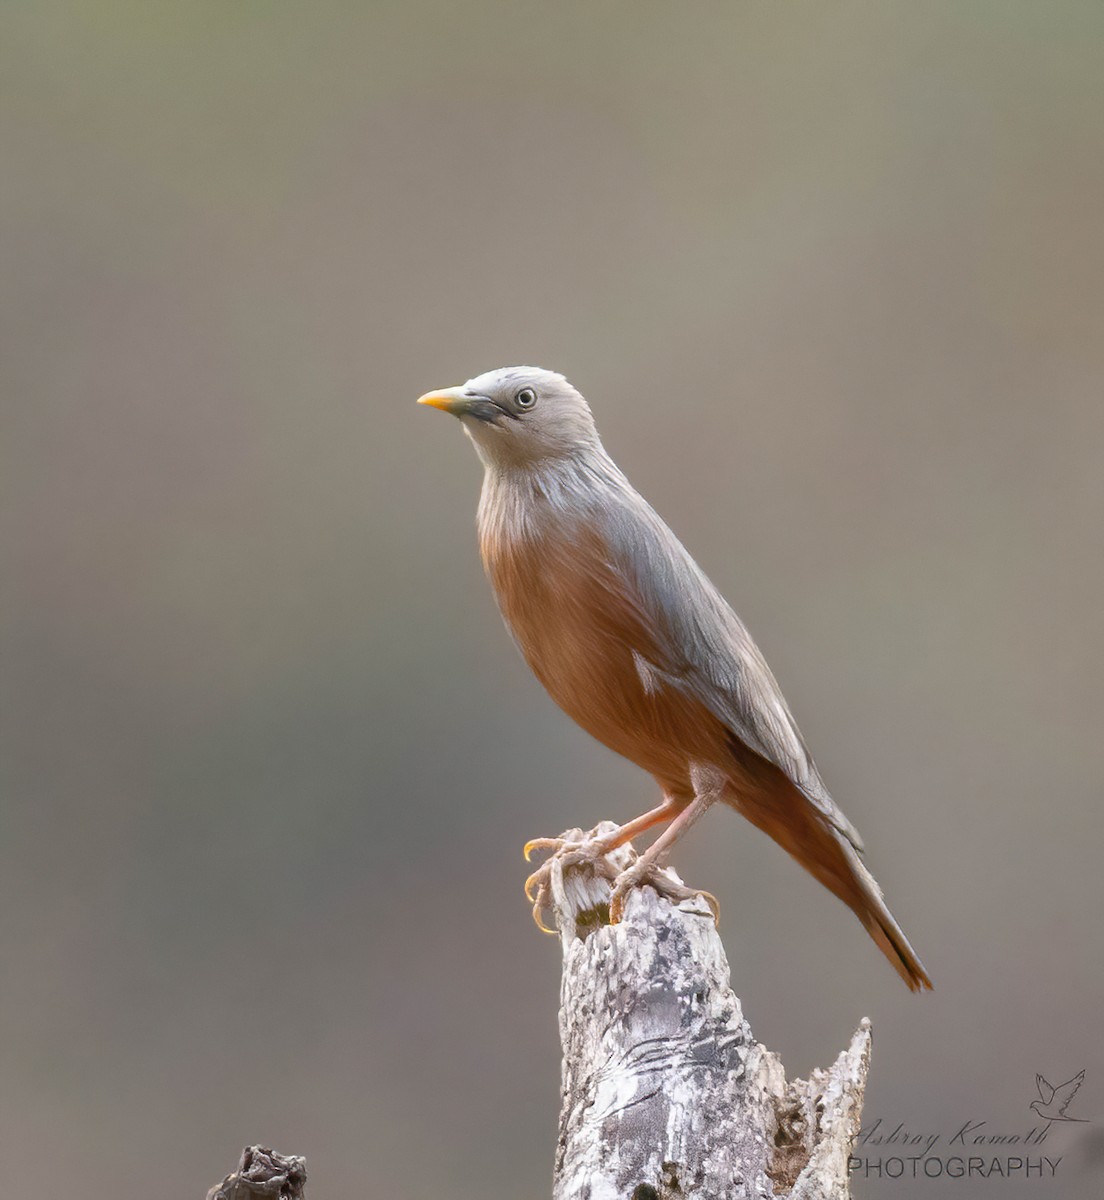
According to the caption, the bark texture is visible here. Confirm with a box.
[207,1146,307,1200]
[549,824,870,1200]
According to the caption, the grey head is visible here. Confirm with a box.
[417,366,600,470]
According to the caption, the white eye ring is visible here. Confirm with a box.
[515,387,537,410]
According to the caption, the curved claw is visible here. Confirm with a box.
[530,901,558,935]
[523,868,545,904]
[523,837,562,863]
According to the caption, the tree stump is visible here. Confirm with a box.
[546,823,871,1200]
[207,1146,307,1200]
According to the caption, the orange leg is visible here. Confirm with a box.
[596,797,688,853]
[523,795,685,864]
[607,787,720,922]
[523,775,722,932]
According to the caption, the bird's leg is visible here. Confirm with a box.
[524,769,725,931]
[608,764,726,924]
[522,799,684,933]
[523,797,680,863]
[595,799,687,853]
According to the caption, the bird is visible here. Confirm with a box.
[1030,1072,1087,1122]
[417,366,932,991]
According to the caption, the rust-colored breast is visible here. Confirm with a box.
[480,509,727,795]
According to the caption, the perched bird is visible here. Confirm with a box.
[418,366,932,991]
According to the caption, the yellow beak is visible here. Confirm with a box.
[416,385,468,414]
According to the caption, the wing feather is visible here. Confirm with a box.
[595,487,865,851]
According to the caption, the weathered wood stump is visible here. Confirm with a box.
[207,1146,307,1200]
[546,823,871,1200]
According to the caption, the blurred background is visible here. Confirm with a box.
[3,2,1103,1196]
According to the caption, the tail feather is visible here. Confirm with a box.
[838,838,933,992]
[726,761,933,991]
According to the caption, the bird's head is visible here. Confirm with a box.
[417,366,599,470]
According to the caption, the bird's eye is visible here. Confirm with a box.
[515,387,537,410]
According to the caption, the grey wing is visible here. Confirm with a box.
[601,492,865,851]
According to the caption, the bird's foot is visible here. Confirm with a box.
[523,831,618,934]
[608,859,720,926]
[523,826,719,932]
